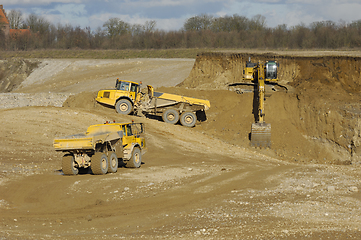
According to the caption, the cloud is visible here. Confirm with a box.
[2,0,83,4]
[28,3,89,27]
[2,0,361,31]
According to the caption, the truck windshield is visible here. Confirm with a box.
[116,81,130,91]
[126,124,132,136]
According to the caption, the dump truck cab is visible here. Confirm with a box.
[120,122,145,154]
[96,79,142,114]
[115,79,141,101]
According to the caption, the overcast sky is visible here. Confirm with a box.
[2,0,361,31]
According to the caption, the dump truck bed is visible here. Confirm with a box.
[153,91,211,110]
[53,131,122,151]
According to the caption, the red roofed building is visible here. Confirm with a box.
[0,5,31,41]
[0,5,10,39]
[9,27,31,40]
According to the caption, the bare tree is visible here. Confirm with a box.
[249,14,266,31]
[131,23,143,35]
[25,13,51,34]
[184,14,214,31]
[7,9,23,29]
[144,20,156,32]
[211,14,249,32]
[103,18,130,38]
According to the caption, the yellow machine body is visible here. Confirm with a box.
[96,79,210,127]
[96,79,141,106]
[53,121,146,175]
[54,122,145,152]
[243,59,279,148]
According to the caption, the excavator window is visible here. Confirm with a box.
[265,62,278,80]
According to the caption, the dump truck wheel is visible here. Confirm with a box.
[62,154,79,175]
[127,147,141,168]
[180,112,197,127]
[92,153,109,175]
[108,152,118,173]
[162,109,179,124]
[115,99,132,115]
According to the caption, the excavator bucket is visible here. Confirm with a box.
[251,122,271,148]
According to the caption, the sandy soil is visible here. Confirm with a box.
[0,55,361,239]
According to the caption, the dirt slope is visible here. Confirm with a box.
[14,58,194,93]
[176,52,361,165]
[0,58,39,92]
[0,55,361,239]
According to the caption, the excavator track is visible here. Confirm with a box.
[251,122,271,148]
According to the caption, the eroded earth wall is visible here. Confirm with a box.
[0,58,39,93]
[177,52,361,164]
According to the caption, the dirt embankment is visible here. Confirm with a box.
[0,58,40,93]
[173,52,361,165]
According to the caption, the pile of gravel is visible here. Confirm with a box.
[0,93,72,109]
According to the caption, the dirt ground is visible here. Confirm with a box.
[0,53,361,239]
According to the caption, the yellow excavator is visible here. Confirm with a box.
[243,57,279,148]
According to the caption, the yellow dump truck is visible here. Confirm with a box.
[53,121,146,175]
[96,79,210,127]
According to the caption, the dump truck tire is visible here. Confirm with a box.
[92,152,109,175]
[116,99,132,115]
[180,112,197,127]
[127,147,141,168]
[108,152,118,173]
[62,154,79,175]
[162,109,179,124]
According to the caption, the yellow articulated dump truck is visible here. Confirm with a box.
[53,121,146,175]
[96,79,210,127]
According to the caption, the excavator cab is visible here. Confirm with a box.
[265,61,278,81]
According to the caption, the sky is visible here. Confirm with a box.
[2,0,361,31]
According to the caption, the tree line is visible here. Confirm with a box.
[2,10,361,50]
